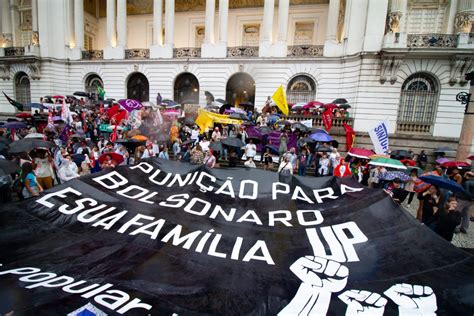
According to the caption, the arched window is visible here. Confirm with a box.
[174,73,199,104]
[127,72,149,102]
[397,73,439,134]
[286,75,316,104]
[226,73,255,107]
[15,72,31,106]
[85,74,103,99]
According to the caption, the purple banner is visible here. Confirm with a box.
[118,99,143,112]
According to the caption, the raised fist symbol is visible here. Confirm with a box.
[290,256,349,292]
[384,283,437,315]
[279,256,349,315]
[338,290,387,315]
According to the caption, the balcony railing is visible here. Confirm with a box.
[82,50,103,60]
[287,45,324,57]
[4,47,25,57]
[125,49,150,59]
[286,114,353,128]
[173,47,201,58]
[407,34,457,48]
[397,122,432,134]
[227,46,259,57]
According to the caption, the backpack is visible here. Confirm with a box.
[280,163,291,175]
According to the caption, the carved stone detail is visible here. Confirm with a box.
[380,54,403,84]
[173,47,201,58]
[449,56,472,86]
[82,50,104,60]
[0,63,11,80]
[27,61,41,80]
[4,47,25,57]
[227,46,259,57]
[454,11,474,33]
[287,45,323,57]
[407,34,458,48]
[388,11,402,33]
[125,49,150,59]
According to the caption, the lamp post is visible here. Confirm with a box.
[456,71,474,161]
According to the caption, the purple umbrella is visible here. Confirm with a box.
[3,122,27,129]
[118,99,143,112]
[435,158,450,164]
[309,132,333,142]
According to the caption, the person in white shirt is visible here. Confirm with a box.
[244,157,256,168]
[278,156,293,175]
[318,154,330,176]
[34,150,54,189]
[211,127,222,142]
[58,155,79,183]
[200,138,210,152]
[141,143,155,159]
[115,145,129,165]
[191,126,200,144]
[245,139,257,159]
[329,148,340,174]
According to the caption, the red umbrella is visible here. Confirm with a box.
[305,101,324,108]
[53,95,64,99]
[401,159,416,166]
[348,148,375,159]
[15,113,32,119]
[98,152,124,165]
[441,161,470,168]
[468,155,474,160]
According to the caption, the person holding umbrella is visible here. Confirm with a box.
[421,185,441,228]
[405,169,419,207]
[384,178,408,204]
[33,149,54,190]
[434,197,462,241]
[100,154,117,169]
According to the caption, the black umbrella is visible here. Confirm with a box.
[338,103,351,109]
[184,117,195,126]
[264,145,279,155]
[246,136,261,144]
[215,98,226,104]
[257,126,273,135]
[291,122,309,131]
[0,159,19,175]
[219,103,232,114]
[314,146,332,153]
[239,102,253,107]
[204,91,215,103]
[434,147,455,153]
[71,154,86,166]
[301,137,316,144]
[391,149,410,158]
[73,91,90,98]
[115,139,146,150]
[229,113,249,121]
[210,141,222,151]
[222,137,245,148]
[332,98,348,104]
[8,139,56,153]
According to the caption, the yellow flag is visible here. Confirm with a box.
[272,85,289,116]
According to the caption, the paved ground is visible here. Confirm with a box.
[401,199,474,249]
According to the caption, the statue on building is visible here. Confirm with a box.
[32,31,39,46]
[388,12,402,33]
[1,34,13,47]
[454,12,474,33]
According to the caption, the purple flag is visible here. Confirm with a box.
[118,99,143,112]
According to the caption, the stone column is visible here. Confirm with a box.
[1,0,13,47]
[259,0,275,57]
[204,0,215,44]
[152,0,163,46]
[67,0,74,47]
[445,0,458,34]
[383,0,408,48]
[106,0,116,47]
[273,0,289,57]
[323,0,344,57]
[116,0,127,47]
[346,0,369,55]
[104,0,125,59]
[10,0,18,46]
[218,0,228,44]
[456,72,474,161]
[151,0,174,58]
[74,0,84,49]
[31,0,39,45]
[363,0,389,52]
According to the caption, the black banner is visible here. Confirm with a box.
[1,159,473,315]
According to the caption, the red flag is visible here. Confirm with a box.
[110,109,127,125]
[322,108,333,131]
[82,112,87,132]
[343,122,356,151]
[110,125,118,143]
[108,104,120,119]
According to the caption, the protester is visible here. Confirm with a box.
[204,149,216,168]
[244,157,256,168]
[262,148,273,171]
[421,185,441,227]
[318,153,330,176]
[405,169,418,207]
[172,138,181,159]
[245,139,257,160]
[278,156,293,175]
[296,148,309,176]
[57,155,79,183]
[279,131,288,159]
[20,162,43,198]
[33,149,54,190]
[100,154,117,169]
[384,178,408,204]
[190,144,205,164]
[334,160,352,177]
[435,197,462,241]
[158,146,170,160]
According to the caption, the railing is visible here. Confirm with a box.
[286,114,353,128]
[407,34,457,48]
[396,122,432,134]
[125,49,150,59]
[82,50,103,60]
[287,45,324,57]
[227,46,259,57]
[173,47,201,58]
[4,47,25,57]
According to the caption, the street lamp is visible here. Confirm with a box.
[455,71,474,160]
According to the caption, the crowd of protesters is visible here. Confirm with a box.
[0,95,473,244]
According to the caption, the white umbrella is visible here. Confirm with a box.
[24,133,45,139]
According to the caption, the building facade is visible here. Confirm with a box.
[0,0,473,141]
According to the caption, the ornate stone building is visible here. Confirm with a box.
[0,0,473,145]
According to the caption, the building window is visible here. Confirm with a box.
[286,75,316,104]
[242,24,260,46]
[85,74,103,100]
[294,22,314,45]
[397,73,439,134]
[15,72,31,106]
[127,72,149,102]
[406,1,448,34]
[174,73,200,104]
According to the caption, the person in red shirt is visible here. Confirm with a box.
[334,160,352,177]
